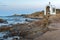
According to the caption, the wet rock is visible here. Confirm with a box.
[0,38,4,40]
[3,35,8,39]
[13,38,18,40]
[12,37,20,40]
[0,39,4,40]
[25,19,33,22]
[0,18,8,23]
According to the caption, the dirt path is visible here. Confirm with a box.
[35,22,60,40]
[35,29,60,40]
[48,23,60,29]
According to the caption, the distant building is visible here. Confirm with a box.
[44,2,56,15]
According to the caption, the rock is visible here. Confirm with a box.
[19,20,49,39]
[0,38,4,40]
[0,17,50,40]
[13,38,18,40]
[0,18,8,23]
[0,27,13,32]
[3,35,8,39]
[12,36,20,40]
[0,39,4,40]
[25,19,33,22]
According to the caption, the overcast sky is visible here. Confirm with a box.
[0,0,60,16]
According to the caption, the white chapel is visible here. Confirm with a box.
[44,2,56,15]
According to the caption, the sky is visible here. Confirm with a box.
[0,0,60,16]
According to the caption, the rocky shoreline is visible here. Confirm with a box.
[0,17,50,40]
[0,14,60,40]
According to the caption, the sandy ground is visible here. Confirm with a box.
[34,22,60,40]
[35,30,60,40]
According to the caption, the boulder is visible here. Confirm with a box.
[0,18,8,23]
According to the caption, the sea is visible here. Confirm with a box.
[0,16,37,26]
[0,16,38,40]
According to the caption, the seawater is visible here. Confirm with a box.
[0,16,36,26]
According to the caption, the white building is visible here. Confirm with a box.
[44,2,56,15]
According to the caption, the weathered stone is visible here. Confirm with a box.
[0,18,8,23]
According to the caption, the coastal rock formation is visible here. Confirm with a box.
[0,18,50,40]
[0,18,8,23]
[11,19,49,40]
[0,27,13,32]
